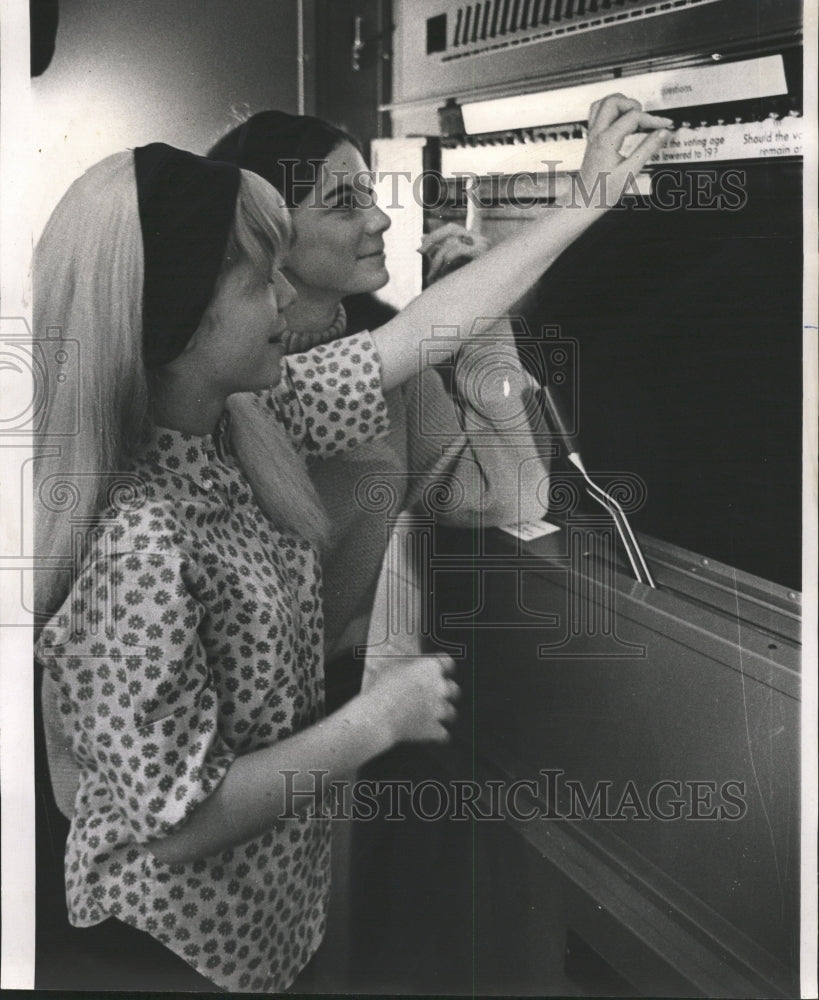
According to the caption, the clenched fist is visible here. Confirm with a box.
[361,653,460,745]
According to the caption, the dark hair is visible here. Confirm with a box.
[208,111,364,208]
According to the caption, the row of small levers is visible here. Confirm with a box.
[451,0,700,48]
[440,114,805,174]
[443,109,802,147]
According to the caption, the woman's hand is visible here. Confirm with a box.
[149,652,459,864]
[572,94,672,209]
[419,223,491,282]
[360,653,460,745]
[372,94,671,392]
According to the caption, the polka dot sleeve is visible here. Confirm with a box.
[36,549,236,845]
[261,332,390,459]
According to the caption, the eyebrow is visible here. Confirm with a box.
[322,181,355,205]
[321,172,375,206]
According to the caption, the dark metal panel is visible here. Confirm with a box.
[431,522,800,994]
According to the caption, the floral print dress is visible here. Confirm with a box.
[35,334,389,992]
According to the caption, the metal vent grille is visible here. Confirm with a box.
[445,0,723,58]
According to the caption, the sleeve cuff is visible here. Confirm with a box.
[283,332,391,460]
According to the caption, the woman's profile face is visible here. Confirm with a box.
[284,141,392,300]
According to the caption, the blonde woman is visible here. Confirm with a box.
[35,143,458,992]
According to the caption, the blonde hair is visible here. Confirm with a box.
[34,152,149,621]
[224,172,330,552]
[35,154,328,622]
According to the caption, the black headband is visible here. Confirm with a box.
[134,143,241,369]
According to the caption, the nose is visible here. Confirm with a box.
[366,202,392,235]
[273,269,297,311]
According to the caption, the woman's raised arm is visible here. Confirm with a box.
[373,96,671,391]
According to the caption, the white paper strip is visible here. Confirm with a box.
[460,55,788,134]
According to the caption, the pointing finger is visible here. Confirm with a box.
[605,109,674,149]
[622,126,671,172]
[589,94,641,133]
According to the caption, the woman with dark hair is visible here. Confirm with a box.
[209,111,552,703]
[208,102,671,699]
[208,101,671,991]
